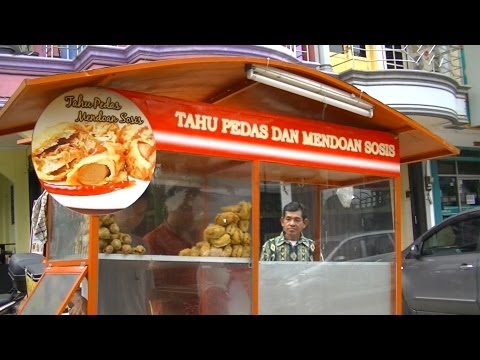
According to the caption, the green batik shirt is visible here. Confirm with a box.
[260,232,315,261]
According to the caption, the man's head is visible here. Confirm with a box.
[164,186,201,227]
[280,201,309,241]
[165,186,199,212]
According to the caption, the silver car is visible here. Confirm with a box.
[402,208,480,315]
[324,230,395,262]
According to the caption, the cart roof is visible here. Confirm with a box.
[0,55,458,163]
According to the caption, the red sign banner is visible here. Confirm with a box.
[112,89,400,176]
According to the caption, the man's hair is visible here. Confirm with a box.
[282,201,308,220]
[164,186,200,212]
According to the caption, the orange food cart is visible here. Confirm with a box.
[0,56,458,315]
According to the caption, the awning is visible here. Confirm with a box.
[0,55,458,164]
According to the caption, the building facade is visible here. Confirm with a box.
[0,44,477,255]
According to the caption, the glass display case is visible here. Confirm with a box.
[258,162,396,314]
[18,88,403,315]
[97,151,253,315]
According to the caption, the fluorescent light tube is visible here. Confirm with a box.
[246,65,374,118]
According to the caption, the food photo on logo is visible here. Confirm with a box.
[30,87,157,215]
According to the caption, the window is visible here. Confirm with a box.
[363,233,394,257]
[438,160,456,174]
[329,45,344,53]
[352,45,366,57]
[332,237,364,261]
[384,45,405,69]
[422,217,480,257]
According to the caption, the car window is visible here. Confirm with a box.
[363,234,394,257]
[332,237,363,261]
[422,217,480,257]
[456,217,480,253]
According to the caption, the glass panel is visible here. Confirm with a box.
[259,262,392,314]
[458,162,480,175]
[437,160,456,175]
[422,217,480,256]
[459,179,480,210]
[49,198,90,260]
[97,258,251,315]
[322,180,394,260]
[20,273,82,315]
[439,176,460,217]
[97,151,253,315]
[258,162,395,314]
[329,45,344,53]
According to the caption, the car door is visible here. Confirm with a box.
[403,216,480,314]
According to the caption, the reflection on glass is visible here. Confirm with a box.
[440,176,459,217]
[459,179,480,209]
[259,162,395,314]
[49,198,90,260]
[259,262,392,314]
[20,273,79,315]
[143,152,253,258]
[145,261,251,315]
[97,151,253,315]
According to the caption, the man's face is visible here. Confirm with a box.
[280,210,308,240]
[115,199,148,232]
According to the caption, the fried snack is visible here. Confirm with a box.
[104,245,114,254]
[190,248,200,256]
[232,244,243,257]
[242,232,251,245]
[65,142,127,186]
[89,123,120,143]
[119,125,156,180]
[208,247,223,257]
[225,224,236,236]
[111,239,122,251]
[211,233,231,248]
[241,245,251,257]
[121,244,133,254]
[109,222,120,234]
[221,245,233,257]
[100,214,115,226]
[203,224,226,240]
[179,248,192,256]
[99,239,109,252]
[238,220,250,233]
[200,242,211,257]
[237,201,252,220]
[133,245,146,254]
[230,229,243,245]
[99,227,111,240]
[121,233,132,245]
[32,122,98,181]
[214,212,240,226]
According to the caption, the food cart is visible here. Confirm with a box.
[0,56,458,314]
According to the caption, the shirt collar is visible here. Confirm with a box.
[277,232,309,245]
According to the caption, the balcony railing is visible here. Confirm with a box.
[7,45,466,86]
[41,45,128,59]
[283,45,466,85]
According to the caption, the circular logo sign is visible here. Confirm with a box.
[31,87,156,215]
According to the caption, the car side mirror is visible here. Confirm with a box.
[410,244,420,259]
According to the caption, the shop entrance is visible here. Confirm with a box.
[439,176,480,218]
